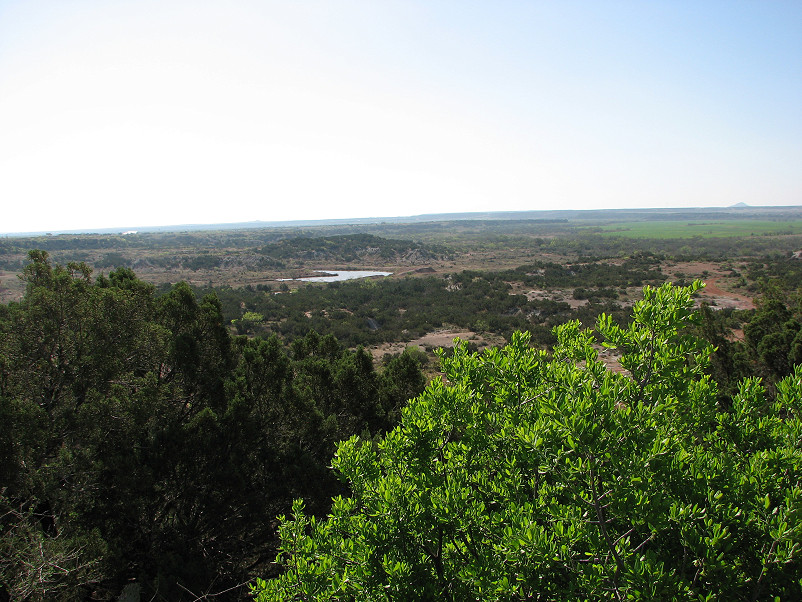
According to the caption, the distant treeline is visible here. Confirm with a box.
[0,232,450,273]
[257,233,450,263]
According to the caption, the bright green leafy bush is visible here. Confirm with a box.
[255,282,802,601]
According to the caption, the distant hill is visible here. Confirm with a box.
[258,233,449,265]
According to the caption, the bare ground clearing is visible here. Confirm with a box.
[0,271,24,302]
[370,329,505,361]
[664,261,754,310]
[698,278,754,310]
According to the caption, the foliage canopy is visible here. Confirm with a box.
[0,251,425,600]
[255,282,801,600]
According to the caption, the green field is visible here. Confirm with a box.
[584,219,802,239]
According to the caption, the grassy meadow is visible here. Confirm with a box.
[584,219,802,238]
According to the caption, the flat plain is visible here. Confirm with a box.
[2,206,800,361]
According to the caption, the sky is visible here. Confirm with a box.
[0,1,800,234]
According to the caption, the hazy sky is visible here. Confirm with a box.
[1,1,800,233]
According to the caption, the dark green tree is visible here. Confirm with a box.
[1,251,426,600]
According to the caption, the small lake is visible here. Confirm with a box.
[279,270,393,283]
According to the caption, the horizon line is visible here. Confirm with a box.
[2,203,800,238]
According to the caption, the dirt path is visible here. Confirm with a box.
[698,277,754,310]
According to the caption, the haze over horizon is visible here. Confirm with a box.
[1,1,800,235]
[3,204,801,238]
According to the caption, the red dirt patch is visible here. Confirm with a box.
[698,277,754,310]
[663,261,755,311]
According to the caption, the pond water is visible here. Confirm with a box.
[279,270,392,283]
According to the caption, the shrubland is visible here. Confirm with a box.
[199,255,666,349]
[2,228,802,599]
